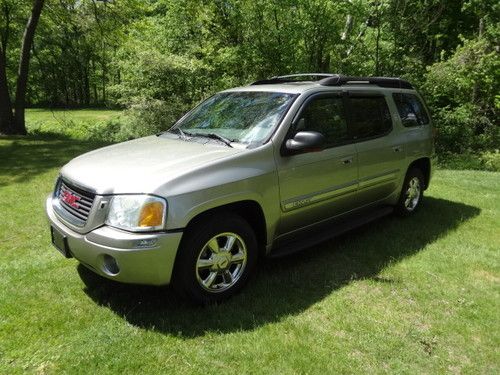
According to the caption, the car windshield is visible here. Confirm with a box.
[172,91,296,145]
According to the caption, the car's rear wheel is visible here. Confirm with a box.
[395,168,425,216]
[173,212,257,304]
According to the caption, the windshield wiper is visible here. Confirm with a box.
[166,127,191,140]
[190,132,234,147]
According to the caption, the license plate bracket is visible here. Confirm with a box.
[51,226,72,258]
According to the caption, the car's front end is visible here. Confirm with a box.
[46,176,183,285]
[45,133,248,285]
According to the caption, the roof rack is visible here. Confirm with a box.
[251,74,413,89]
[319,75,413,89]
[251,73,339,85]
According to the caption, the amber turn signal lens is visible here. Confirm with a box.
[138,202,164,227]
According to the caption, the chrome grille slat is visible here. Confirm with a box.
[76,199,93,207]
[60,201,88,220]
[57,180,96,224]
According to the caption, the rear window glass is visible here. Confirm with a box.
[349,96,392,139]
[393,93,430,126]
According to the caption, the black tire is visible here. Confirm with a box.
[172,212,258,305]
[395,168,425,217]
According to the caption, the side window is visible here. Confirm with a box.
[393,93,430,126]
[348,96,392,139]
[294,96,349,147]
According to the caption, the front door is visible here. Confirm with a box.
[274,93,359,236]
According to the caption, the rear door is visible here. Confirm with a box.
[275,93,359,236]
[392,91,434,160]
[346,92,406,207]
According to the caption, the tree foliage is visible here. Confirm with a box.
[0,0,498,154]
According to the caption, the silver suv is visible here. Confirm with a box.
[46,74,434,304]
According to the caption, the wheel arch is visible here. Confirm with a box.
[181,200,268,257]
[407,157,431,190]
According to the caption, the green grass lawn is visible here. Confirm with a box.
[25,108,123,140]
[1,128,499,373]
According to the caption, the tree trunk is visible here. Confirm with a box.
[375,20,381,75]
[0,46,13,133]
[0,3,14,134]
[472,17,485,104]
[13,0,45,135]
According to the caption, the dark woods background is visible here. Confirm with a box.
[0,0,498,164]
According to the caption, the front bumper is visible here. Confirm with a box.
[46,197,183,286]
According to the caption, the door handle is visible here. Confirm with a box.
[393,146,402,153]
[341,156,353,165]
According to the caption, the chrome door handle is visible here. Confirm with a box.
[341,156,353,165]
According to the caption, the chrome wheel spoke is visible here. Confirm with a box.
[231,252,245,264]
[224,235,236,252]
[197,258,215,269]
[222,270,233,284]
[202,271,218,288]
[405,197,412,208]
[207,238,220,254]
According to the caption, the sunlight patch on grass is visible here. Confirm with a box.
[25,108,124,140]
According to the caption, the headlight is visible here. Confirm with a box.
[106,195,167,232]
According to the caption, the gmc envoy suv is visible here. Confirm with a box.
[46,74,434,304]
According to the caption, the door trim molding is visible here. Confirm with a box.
[281,180,358,212]
[358,169,399,190]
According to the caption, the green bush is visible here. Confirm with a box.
[117,98,188,141]
[480,150,500,171]
[86,98,189,143]
[437,150,500,172]
[432,104,498,154]
[423,34,499,156]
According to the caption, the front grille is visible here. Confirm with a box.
[57,180,95,223]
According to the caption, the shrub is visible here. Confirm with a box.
[480,150,500,171]
[432,104,498,154]
[117,98,189,141]
[437,150,500,172]
[423,34,499,156]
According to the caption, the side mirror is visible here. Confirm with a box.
[285,131,325,154]
[402,112,419,126]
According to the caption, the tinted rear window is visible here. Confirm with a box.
[393,93,429,126]
[349,96,392,139]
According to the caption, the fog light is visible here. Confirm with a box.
[102,254,119,275]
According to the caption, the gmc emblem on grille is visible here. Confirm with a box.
[61,190,81,208]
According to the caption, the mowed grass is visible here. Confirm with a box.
[0,126,499,373]
[25,108,123,140]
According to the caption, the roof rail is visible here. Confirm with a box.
[251,73,340,85]
[251,73,413,89]
[319,75,413,89]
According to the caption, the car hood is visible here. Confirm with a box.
[60,135,244,194]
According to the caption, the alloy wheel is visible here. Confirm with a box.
[195,232,248,293]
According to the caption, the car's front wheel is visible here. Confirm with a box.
[173,212,257,304]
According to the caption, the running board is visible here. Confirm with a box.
[269,206,394,258]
